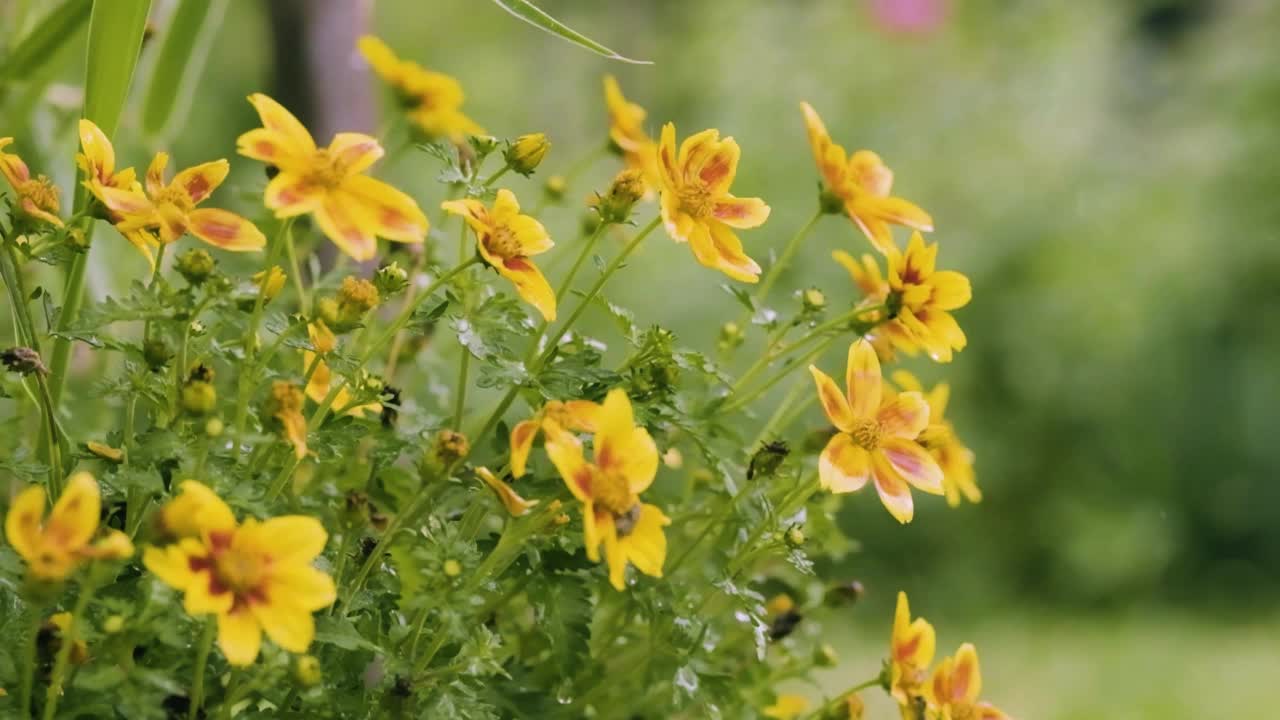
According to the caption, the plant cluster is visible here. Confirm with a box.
[0,19,1007,720]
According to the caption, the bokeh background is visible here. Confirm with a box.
[4,0,1278,716]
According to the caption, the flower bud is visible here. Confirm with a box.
[662,447,683,469]
[333,276,380,331]
[786,526,806,547]
[181,381,217,416]
[1,347,48,376]
[174,248,216,284]
[103,615,126,634]
[430,430,470,468]
[443,559,462,577]
[86,441,124,464]
[309,320,336,355]
[374,262,410,297]
[504,133,550,176]
[254,266,287,303]
[594,168,645,224]
[814,643,839,668]
[801,287,826,312]
[543,174,567,202]
[205,417,225,438]
[143,338,173,371]
[717,321,744,352]
[295,655,322,687]
[315,297,341,329]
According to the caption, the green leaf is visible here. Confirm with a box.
[141,0,228,137]
[82,0,153,137]
[0,0,93,81]
[491,0,651,65]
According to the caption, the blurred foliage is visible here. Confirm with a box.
[3,0,1278,619]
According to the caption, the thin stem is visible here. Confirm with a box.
[141,242,167,344]
[18,602,42,717]
[232,218,294,451]
[264,454,302,503]
[48,222,94,404]
[308,256,481,431]
[483,166,510,187]
[804,676,885,720]
[751,208,823,308]
[555,221,609,302]
[188,619,216,720]
[469,216,658,448]
[750,372,810,448]
[340,481,446,613]
[284,226,310,315]
[727,304,880,398]
[382,252,428,380]
[34,373,64,495]
[326,529,356,617]
[452,220,474,430]
[722,335,837,413]
[43,565,102,720]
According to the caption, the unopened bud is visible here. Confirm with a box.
[181,381,217,416]
[175,248,216,284]
[814,643,839,668]
[662,447,683,469]
[543,174,567,202]
[295,655,322,687]
[332,276,380,331]
[374,262,410,296]
[504,133,550,176]
[103,615,126,634]
[429,429,470,470]
[802,287,826,311]
[143,339,172,371]
[205,418,225,438]
[85,441,124,464]
[786,526,805,547]
[443,559,462,577]
[253,266,287,303]
[717,321,745,351]
[594,168,644,224]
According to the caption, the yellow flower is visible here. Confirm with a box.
[885,232,971,363]
[833,249,897,361]
[357,35,483,143]
[443,189,556,321]
[602,76,659,191]
[890,591,936,708]
[925,643,1010,720]
[543,388,669,591]
[763,693,810,719]
[892,371,979,507]
[155,478,233,540]
[509,399,601,478]
[476,467,539,517]
[809,339,943,524]
[505,133,550,176]
[267,381,309,459]
[94,151,266,265]
[800,102,933,254]
[143,481,336,666]
[237,93,429,262]
[5,472,135,581]
[655,123,770,283]
[254,265,287,302]
[0,137,64,227]
[75,120,162,265]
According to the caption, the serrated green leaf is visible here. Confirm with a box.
[531,573,592,679]
[491,0,651,65]
[141,0,228,137]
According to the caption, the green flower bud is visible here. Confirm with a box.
[543,174,567,202]
[174,248,216,285]
[143,339,172,371]
[802,287,826,312]
[374,262,410,297]
[594,169,645,224]
[717,321,745,352]
[295,655,322,687]
[103,615,126,634]
[205,418,225,438]
[814,643,839,668]
[181,381,217,416]
[443,559,462,577]
[786,526,806,547]
[504,133,550,176]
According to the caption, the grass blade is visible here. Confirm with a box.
[491,0,651,64]
[0,0,93,81]
[141,0,228,138]
[81,0,152,134]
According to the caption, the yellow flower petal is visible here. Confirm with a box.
[48,472,101,553]
[544,419,593,504]
[877,391,930,439]
[619,503,669,579]
[187,208,266,251]
[314,193,377,262]
[818,433,871,494]
[171,159,229,205]
[846,339,882,419]
[5,484,46,563]
[872,453,915,524]
[217,607,263,666]
[341,174,428,244]
[711,196,770,229]
[809,364,855,433]
[256,516,328,564]
[477,467,539,517]
[245,93,316,157]
[880,438,944,495]
[250,595,315,653]
[508,420,540,478]
[492,255,556,321]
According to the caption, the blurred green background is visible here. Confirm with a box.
[4,0,1278,716]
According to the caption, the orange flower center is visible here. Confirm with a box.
[19,176,60,213]
[849,419,884,451]
[302,149,349,190]
[486,226,522,259]
[214,546,267,595]
[592,468,636,517]
[677,183,714,218]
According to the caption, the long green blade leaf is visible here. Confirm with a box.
[491,0,651,64]
[0,0,93,81]
[141,0,228,137]
[82,0,152,134]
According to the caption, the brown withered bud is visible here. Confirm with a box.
[1,347,48,376]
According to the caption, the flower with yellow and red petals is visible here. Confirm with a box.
[443,189,556,321]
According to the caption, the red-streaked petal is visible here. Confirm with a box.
[246,93,316,155]
[314,192,377,262]
[818,433,871,493]
[878,391,930,439]
[188,208,266,251]
[341,174,428,243]
[509,420,540,478]
[880,438,944,495]
[264,171,324,217]
[846,339,882,419]
[809,364,855,432]
[76,120,115,179]
[688,222,760,283]
[172,159,229,204]
[494,255,556,321]
[872,452,914,524]
[146,152,169,196]
[98,185,155,218]
[328,132,384,175]
[712,196,770,229]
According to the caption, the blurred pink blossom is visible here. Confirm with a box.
[868,0,949,34]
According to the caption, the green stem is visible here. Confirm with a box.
[750,372,810,448]
[264,454,302,503]
[43,564,103,720]
[340,481,446,613]
[722,335,837,414]
[1,243,40,351]
[469,216,657,447]
[727,304,879,399]
[483,166,510,187]
[232,218,294,451]
[452,221,473,430]
[141,242,167,344]
[284,226,309,315]
[18,602,42,717]
[804,675,885,720]
[326,529,356,617]
[750,207,822,309]
[188,618,216,720]
[34,373,65,495]
[555,220,609,303]
[308,256,480,431]
[47,223,93,404]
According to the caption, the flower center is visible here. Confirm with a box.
[301,149,348,190]
[20,176,60,213]
[677,183,714,218]
[214,547,266,595]
[849,419,883,451]
[592,469,635,517]
[486,226,522,259]
[154,185,195,214]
